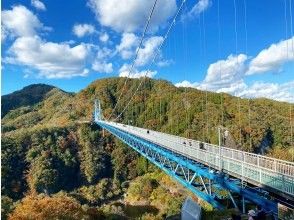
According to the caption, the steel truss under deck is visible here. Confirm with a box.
[97,121,278,215]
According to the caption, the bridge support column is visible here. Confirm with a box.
[242,196,245,214]
[209,178,212,195]
[228,191,238,210]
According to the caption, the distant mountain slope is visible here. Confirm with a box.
[1,77,293,160]
[1,84,56,117]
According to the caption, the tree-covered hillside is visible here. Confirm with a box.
[4,77,292,158]
[1,84,58,118]
[1,77,293,219]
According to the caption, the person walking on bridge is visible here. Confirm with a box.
[248,210,256,220]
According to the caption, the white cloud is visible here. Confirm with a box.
[116,33,166,67]
[135,36,163,66]
[1,27,8,42]
[174,50,294,102]
[238,81,294,103]
[115,32,166,70]
[247,37,294,75]
[116,33,139,59]
[88,0,177,32]
[92,60,113,73]
[184,0,211,20]
[95,46,112,59]
[119,64,156,78]
[199,54,248,92]
[72,24,95,38]
[175,80,199,88]
[2,5,44,38]
[91,46,114,73]
[5,36,90,78]
[99,32,109,43]
[31,0,46,11]
[176,78,294,103]
[157,59,173,67]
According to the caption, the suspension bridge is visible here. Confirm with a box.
[91,0,294,218]
[94,100,294,217]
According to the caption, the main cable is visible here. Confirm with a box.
[114,0,187,121]
[108,0,159,120]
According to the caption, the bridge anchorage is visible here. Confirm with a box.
[94,100,294,218]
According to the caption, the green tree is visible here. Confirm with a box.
[1,137,27,199]
[111,140,138,182]
[78,124,108,184]
[27,152,58,194]
[135,156,148,176]
[1,196,14,220]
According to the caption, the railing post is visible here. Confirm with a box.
[241,152,245,178]
[196,145,199,159]
[241,151,245,214]
[258,156,262,183]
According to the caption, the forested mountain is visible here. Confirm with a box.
[1,84,57,117]
[1,77,293,219]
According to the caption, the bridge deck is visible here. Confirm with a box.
[102,121,294,198]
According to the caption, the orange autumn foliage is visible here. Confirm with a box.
[9,194,90,220]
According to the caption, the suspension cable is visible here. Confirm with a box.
[290,0,294,52]
[202,93,205,141]
[170,27,176,134]
[233,0,242,146]
[183,3,188,138]
[289,0,293,149]
[286,0,290,61]
[217,0,224,130]
[202,10,209,142]
[142,77,146,126]
[114,0,187,121]
[160,94,162,125]
[291,104,293,150]
[233,0,238,56]
[205,87,209,142]
[108,0,159,120]
[244,0,248,55]
[198,8,205,142]
[248,99,252,149]
[243,0,252,151]
[169,30,173,134]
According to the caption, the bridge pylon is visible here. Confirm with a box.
[94,99,103,121]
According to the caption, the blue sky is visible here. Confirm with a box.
[1,0,294,102]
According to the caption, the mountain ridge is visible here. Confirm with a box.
[1,84,59,117]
